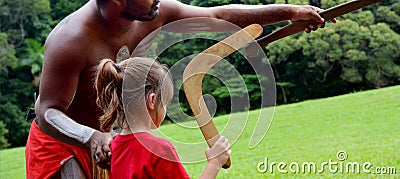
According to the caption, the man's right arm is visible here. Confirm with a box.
[37,34,91,146]
[37,34,112,168]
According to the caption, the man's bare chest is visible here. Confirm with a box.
[78,24,162,89]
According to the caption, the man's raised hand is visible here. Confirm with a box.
[290,5,337,33]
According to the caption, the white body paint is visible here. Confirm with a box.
[44,108,95,144]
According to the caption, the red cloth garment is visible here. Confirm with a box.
[25,121,92,179]
[110,132,190,179]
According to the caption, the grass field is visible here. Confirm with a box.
[1,85,399,178]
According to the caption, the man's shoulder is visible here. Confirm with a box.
[45,7,102,52]
[42,13,97,70]
[47,16,91,48]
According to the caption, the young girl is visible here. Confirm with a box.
[95,58,231,178]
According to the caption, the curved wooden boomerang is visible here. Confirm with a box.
[183,24,263,169]
[246,0,384,56]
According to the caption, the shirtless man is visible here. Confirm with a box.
[26,0,330,178]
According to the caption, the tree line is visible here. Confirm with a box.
[0,0,399,149]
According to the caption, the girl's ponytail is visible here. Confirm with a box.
[95,59,124,132]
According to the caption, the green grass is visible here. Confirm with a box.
[1,86,400,178]
[0,147,26,179]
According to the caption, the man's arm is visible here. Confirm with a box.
[161,0,330,32]
[37,32,112,168]
[214,4,325,27]
[38,33,90,147]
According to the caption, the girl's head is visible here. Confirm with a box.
[95,57,173,132]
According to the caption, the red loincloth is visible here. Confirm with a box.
[25,121,92,179]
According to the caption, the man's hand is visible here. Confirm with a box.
[85,130,114,169]
[205,136,231,168]
[290,5,337,33]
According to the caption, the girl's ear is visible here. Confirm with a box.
[146,93,156,110]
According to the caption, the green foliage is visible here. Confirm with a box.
[19,38,44,75]
[375,1,400,33]
[50,0,87,24]
[376,6,400,29]
[0,0,84,148]
[393,1,400,15]
[0,31,32,148]
[266,5,400,102]
[0,72,33,147]
[0,1,50,149]
[0,32,17,70]
[0,121,10,149]
[367,23,400,86]
[0,102,30,147]
[320,0,348,9]
[0,0,51,45]
[1,36,36,147]
[189,0,230,6]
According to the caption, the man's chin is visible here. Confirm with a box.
[124,11,159,22]
[143,11,159,21]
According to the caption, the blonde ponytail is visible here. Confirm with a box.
[95,59,124,132]
[95,57,174,132]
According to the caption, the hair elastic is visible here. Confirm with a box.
[115,64,121,72]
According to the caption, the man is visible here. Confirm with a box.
[26,0,332,178]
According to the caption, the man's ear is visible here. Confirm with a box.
[146,93,156,110]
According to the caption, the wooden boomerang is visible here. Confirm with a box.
[246,0,384,57]
[183,24,263,169]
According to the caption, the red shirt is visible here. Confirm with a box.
[110,132,190,179]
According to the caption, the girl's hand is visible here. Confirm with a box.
[205,136,231,168]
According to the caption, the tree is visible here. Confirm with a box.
[50,0,87,24]
[19,38,45,87]
[0,56,33,147]
[0,102,30,147]
[0,121,9,149]
[0,32,34,148]
[0,0,51,46]
[266,8,400,103]
[0,32,17,70]
[375,3,400,34]
[309,0,320,7]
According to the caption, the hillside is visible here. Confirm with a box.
[1,85,399,178]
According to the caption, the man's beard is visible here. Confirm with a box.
[122,6,159,21]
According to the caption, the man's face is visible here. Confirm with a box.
[122,0,160,21]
